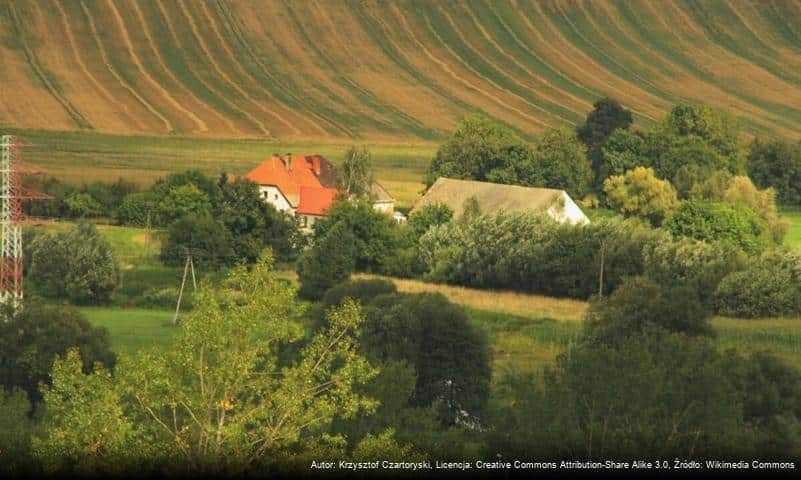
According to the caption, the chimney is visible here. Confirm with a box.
[286,152,292,171]
[312,156,321,176]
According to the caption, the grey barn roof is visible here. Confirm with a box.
[411,177,572,217]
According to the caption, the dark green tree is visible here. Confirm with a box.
[748,138,801,206]
[116,192,155,227]
[155,184,212,226]
[0,303,115,403]
[215,178,301,262]
[159,214,235,268]
[297,223,357,300]
[425,114,540,187]
[29,222,118,303]
[576,97,633,182]
[408,203,454,238]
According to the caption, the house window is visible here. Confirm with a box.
[262,191,268,198]
[302,216,308,227]
[275,193,278,200]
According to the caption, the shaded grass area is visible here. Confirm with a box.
[9,128,434,208]
[80,307,177,355]
[781,207,801,249]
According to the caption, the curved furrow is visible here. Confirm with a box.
[106,0,198,133]
[348,1,475,130]
[693,1,801,86]
[406,5,549,129]
[148,1,246,135]
[312,1,455,137]
[213,0,349,137]
[282,0,436,139]
[197,1,305,136]
[8,1,91,129]
[540,0,680,117]
[130,0,233,134]
[53,0,143,131]
[517,0,663,123]
[306,0,443,139]
[78,0,171,132]
[174,0,272,136]
[469,0,596,109]
[445,2,584,124]
[621,1,801,136]
[647,1,801,134]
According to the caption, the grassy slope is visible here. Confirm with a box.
[781,207,801,249]
[2,1,801,140]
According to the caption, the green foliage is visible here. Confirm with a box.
[642,238,746,305]
[0,303,115,403]
[652,136,729,184]
[0,389,36,475]
[29,222,118,303]
[603,166,677,225]
[660,104,746,172]
[339,145,374,198]
[408,203,454,238]
[155,184,212,226]
[358,292,491,426]
[748,138,801,206]
[584,276,713,346]
[313,200,398,272]
[425,114,539,187]
[724,176,788,245]
[33,349,141,475]
[298,223,357,300]
[493,333,752,458]
[598,128,649,181]
[420,213,666,299]
[115,192,154,227]
[532,127,593,198]
[34,253,378,474]
[152,170,222,208]
[576,97,633,182]
[159,214,235,268]
[64,192,103,218]
[664,200,769,254]
[321,279,397,310]
[215,178,301,262]
[715,250,801,318]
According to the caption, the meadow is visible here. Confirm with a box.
[35,223,798,389]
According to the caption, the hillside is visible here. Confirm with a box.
[2,0,801,140]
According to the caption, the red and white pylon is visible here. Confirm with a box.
[0,135,23,308]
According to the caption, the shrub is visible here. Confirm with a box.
[715,250,801,318]
[603,166,677,226]
[420,212,666,299]
[141,287,192,310]
[64,192,103,218]
[29,222,118,304]
[155,184,212,226]
[0,303,115,403]
[664,200,769,255]
[297,223,357,300]
[408,203,454,238]
[159,214,235,268]
[116,192,155,227]
[748,138,801,206]
[322,279,397,310]
[585,276,713,346]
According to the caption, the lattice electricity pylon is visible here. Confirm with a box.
[0,135,51,311]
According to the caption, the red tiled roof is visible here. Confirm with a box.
[245,155,329,206]
[296,186,340,216]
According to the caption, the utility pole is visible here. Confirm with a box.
[173,249,196,325]
[144,201,154,251]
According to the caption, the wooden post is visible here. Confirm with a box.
[173,253,190,325]
[598,239,606,298]
[189,252,197,291]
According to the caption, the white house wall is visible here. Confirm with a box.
[259,186,293,214]
[547,192,590,225]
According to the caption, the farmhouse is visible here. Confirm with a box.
[245,153,394,229]
[412,177,590,225]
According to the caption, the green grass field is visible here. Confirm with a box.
[11,128,433,208]
[781,207,801,249]
[79,307,177,355]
